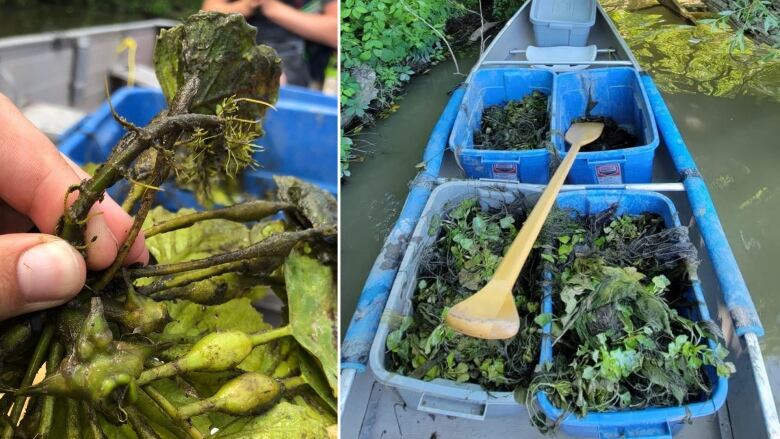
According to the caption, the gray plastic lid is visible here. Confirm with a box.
[530,0,597,27]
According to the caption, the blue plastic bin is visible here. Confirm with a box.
[450,68,554,184]
[536,190,728,438]
[552,68,659,184]
[58,85,338,208]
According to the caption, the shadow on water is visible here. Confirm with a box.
[340,50,479,336]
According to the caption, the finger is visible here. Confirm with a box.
[61,154,149,266]
[0,94,143,270]
[0,234,86,320]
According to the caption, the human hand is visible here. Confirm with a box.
[0,94,149,320]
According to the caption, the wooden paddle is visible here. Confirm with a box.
[445,122,605,339]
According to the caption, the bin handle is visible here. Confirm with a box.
[417,393,487,421]
[598,421,672,439]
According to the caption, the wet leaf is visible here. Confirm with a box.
[285,246,337,396]
[298,350,337,413]
[154,11,281,116]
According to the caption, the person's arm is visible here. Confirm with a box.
[259,0,337,48]
[201,0,257,17]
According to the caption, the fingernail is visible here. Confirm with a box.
[17,239,85,303]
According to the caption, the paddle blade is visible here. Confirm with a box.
[565,122,604,147]
[445,291,519,340]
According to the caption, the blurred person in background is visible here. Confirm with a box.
[202,0,337,88]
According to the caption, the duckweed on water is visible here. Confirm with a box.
[386,198,545,390]
[474,91,550,151]
[528,208,734,430]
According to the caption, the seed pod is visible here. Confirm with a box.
[177,373,281,418]
[103,289,169,334]
[138,330,253,384]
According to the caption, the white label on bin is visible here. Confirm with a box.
[492,163,518,180]
[595,163,623,184]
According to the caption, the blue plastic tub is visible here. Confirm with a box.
[58,85,338,208]
[552,68,659,184]
[450,68,554,183]
[536,190,728,438]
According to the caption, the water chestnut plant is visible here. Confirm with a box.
[0,11,337,438]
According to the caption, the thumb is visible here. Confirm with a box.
[0,234,86,320]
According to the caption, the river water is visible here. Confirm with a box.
[341,4,780,407]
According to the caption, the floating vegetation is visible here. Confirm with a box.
[603,5,780,102]
[527,207,734,429]
[474,91,550,151]
[386,198,544,390]
[0,12,337,438]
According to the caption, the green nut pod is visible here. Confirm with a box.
[178,372,281,418]
[138,330,253,384]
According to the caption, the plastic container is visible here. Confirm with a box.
[58,85,338,208]
[369,180,544,420]
[552,68,659,184]
[536,190,728,438]
[449,68,554,184]
[530,0,597,47]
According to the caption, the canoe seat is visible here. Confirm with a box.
[525,45,597,71]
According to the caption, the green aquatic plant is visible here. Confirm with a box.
[603,5,780,101]
[0,12,337,438]
[527,210,734,431]
[386,197,544,389]
[474,91,550,151]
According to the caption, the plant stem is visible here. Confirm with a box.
[57,112,220,247]
[139,257,282,296]
[81,401,105,439]
[281,375,306,390]
[65,398,81,439]
[129,227,333,278]
[2,324,53,439]
[144,200,293,238]
[143,386,203,439]
[177,399,215,420]
[122,183,146,213]
[126,405,162,439]
[92,154,168,293]
[250,325,292,345]
[36,340,63,438]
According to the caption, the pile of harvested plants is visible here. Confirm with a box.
[386,198,545,390]
[0,12,337,438]
[474,91,550,151]
[528,207,733,429]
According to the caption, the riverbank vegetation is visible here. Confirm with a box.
[340,0,523,177]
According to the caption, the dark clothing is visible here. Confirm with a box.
[247,0,332,87]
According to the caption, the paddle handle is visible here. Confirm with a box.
[491,141,584,283]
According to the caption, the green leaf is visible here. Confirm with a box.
[534,313,553,327]
[298,350,337,413]
[285,246,338,396]
[153,12,281,117]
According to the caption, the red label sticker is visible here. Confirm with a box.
[595,163,622,184]
[492,163,518,180]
